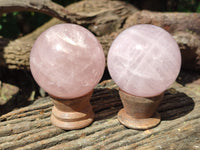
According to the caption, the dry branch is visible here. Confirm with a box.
[0,0,83,23]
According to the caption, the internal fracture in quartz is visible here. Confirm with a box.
[108,24,181,97]
[30,24,105,99]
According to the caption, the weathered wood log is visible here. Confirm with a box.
[0,0,90,24]
[0,0,68,21]
[124,10,200,71]
[173,32,200,71]
[0,79,199,150]
[124,10,200,34]
[1,1,200,71]
[0,0,137,70]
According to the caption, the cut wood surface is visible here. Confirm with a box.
[0,79,199,150]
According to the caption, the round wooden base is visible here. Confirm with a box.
[118,109,160,130]
[50,90,94,130]
[118,89,163,130]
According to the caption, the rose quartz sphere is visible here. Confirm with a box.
[108,24,181,97]
[30,24,105,99]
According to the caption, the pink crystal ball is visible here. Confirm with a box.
[30,24,105,99]
[108,24,181,97]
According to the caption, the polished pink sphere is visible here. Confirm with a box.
[108,24,181,97]
[30,24,105,99]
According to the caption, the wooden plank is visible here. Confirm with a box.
[0,79,199,150]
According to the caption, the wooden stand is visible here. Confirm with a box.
[118,89,164,130]
[50,90,94,130]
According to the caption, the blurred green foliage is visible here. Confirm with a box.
[0,0,199,39]
[175,0,200,12]
[0,12,51,39]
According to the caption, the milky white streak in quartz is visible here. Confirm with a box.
[30,24,105,99]
[108,24,181,97]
